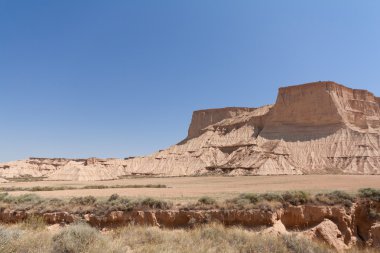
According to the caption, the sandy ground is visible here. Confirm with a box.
[2,175,380,203]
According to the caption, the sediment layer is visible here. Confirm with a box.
[1,81,380,179]
[1,200,379,251]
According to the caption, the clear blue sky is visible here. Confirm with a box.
[1,1,379,162]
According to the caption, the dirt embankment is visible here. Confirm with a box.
[1,200,380,251]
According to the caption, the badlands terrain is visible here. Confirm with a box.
[1,81,380,252]
[1,81,380,181]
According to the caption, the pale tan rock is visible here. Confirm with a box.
[261,220,289,236]
[47,161,119,181]
[303,219,348,252]
[1,81,380,179]
[187,107,257,139]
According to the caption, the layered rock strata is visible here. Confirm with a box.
[1,81,380,180]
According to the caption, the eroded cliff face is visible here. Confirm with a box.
[262,82,380,139]
[1,81,380,179]
[1,202,379,251]
[187,107,257,139]
[261,83,344,140]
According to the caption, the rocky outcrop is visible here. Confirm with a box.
[187,107,257,139]
[262,82,380,140]
[0,158,126,181]
[1,81,380,179]
[303,219,348,251]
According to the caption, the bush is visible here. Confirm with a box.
[315,191,354,207]
[237,193,260,204]
[282,191,310,206]
[0,192,9,201]
[198,196,217,205]
[0,226,22,252]
[2,194,43,206]
[93,194,133,213]
[69,196,97,206]
[83,185,108,189]
[228,191,310,208]
[108,194,120,202]
[282,234,332,253]
[52,223,107,253]
[260,193,283,202]
[106,194,131,206]
[358,188,380,201]
[137,197,172,209]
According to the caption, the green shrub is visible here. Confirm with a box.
[281,191,310,206]
[315,191,354,207]
[108,194,120,202]
[69,196,97,206]
[0,192,9,201]
[260,193,283,202]
[82,185,108,189]
[2,194,42,205]
[52,223,107,253]
[358,188,380,201]
[100,194,132,213]
[198,196,217,205]
[141,184,166,188]
[237,193,260,204]
[137,197,172,209]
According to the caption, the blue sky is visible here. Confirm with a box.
[0,1,379,162]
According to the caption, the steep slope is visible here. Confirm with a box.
[1,81,379,180]
[121,81,380,176]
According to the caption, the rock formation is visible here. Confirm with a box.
[119,81,380,176]
[1,81,380,180]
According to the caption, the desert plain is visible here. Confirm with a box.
[2,175,380,202]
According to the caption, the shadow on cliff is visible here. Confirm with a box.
[257,124,343,142]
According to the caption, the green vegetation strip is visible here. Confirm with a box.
[0,193,173,213]
[0,184,167,192]
[0,188,379,215]
[189,188,380,212]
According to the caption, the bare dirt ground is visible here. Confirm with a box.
[2,175,380,203]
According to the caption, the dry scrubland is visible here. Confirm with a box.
[1,187,380,252]
[0,222,324,253]
[2,175,380,202]
[0,188,374,213]
[0,221,377,253]
[1,176,380,252]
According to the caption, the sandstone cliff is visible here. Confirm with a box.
[1,81,379,180]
